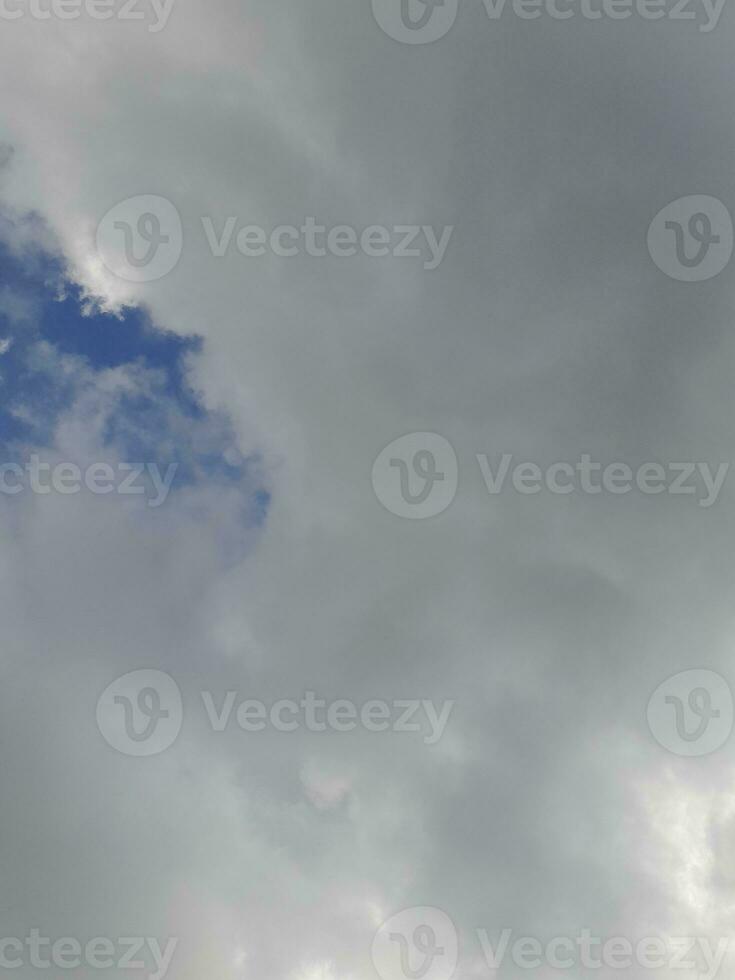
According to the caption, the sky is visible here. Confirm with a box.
[0,2,735,979]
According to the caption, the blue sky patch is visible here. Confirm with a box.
[0,220,270,529]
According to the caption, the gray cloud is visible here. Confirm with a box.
[0,1,734,978]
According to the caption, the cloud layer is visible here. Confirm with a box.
[0,2,734,978]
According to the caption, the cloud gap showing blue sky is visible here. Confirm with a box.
[0,208,270,530]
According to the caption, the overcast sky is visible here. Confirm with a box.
[0,1,734,979]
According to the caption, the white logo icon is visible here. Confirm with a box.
[96,669,183,757]
[372,907,458,980]
[647,669,733,757]
[372,433,458,519]
[647,196,733,282]
[96,195,183,283]
[371,0,459,43]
